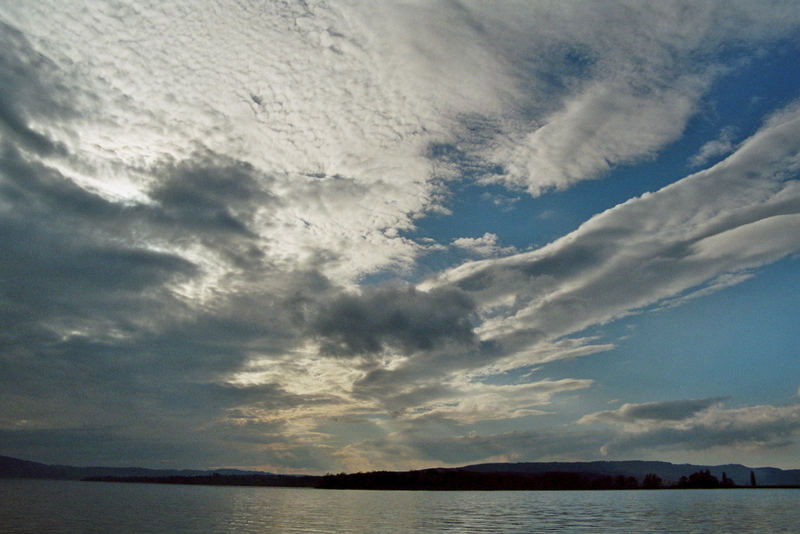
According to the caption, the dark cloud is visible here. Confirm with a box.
[0,21,73,156]
[2,220,195,296]
[451,241,604,295]
[0,130,336,435]
[0,281,338,468]
[0,143,125,222]
[0,129,285,348]
[0,264,332,398]
[149,154,276,238]
[0,72,333,468]
[310,286,477,356]
[0,142,198,345]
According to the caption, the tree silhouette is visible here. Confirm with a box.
[720,472,735,488]
[678,470,719,489]
[642,473,662,489]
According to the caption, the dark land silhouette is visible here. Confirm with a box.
[2,455,799,490]
[316,469,640,490]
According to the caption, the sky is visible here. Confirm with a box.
[1,1,799,474]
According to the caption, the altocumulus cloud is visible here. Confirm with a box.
[1,1,800,472]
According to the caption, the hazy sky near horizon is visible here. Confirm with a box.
[1,0,799,473]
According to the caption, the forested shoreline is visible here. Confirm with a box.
[84,468,790,491]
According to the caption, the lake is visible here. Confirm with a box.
[1,479,798,533]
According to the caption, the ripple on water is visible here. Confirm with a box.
[1,481,799,533]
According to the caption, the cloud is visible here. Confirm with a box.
[309,286,477,356]
[0,128,343,467]
[689,127,737,167]
[0,147,198,343]
[452,232,516,257]
[2,2,800,471]
[333,425,611,471]
[148,154,275,238]
[1,2,448,283]
[430,101,800,352]
[3,1,798,283]
[451,1,800,194]
[579,397,727,426]
[581,397,800,457]
[405,378,592,424]
[5,96,797,470]
[495,75,707,194]
[0,21,74,156]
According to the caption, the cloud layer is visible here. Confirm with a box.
[1,1,799,471]
[433,102,800,347]
[580,397,800,459]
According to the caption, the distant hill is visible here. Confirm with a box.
[457,460,800,487]
[0,455,267,481]
[2,455,798,488]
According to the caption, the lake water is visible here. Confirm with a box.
[1,479,798,533]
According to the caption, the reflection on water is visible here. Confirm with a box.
[1,479,799,533]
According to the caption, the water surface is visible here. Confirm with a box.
[1,479,798,533]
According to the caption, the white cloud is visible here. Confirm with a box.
[690,127,737,167]
[494,76,707,194]
[452,232,516,257]
[404,378,592,425]
[431,101,800,354]
[1,0,472,283]
[459,1,800,194]
[4,0,798,289]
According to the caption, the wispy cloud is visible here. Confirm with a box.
[689,127,737,168]
[432,101,800,352]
